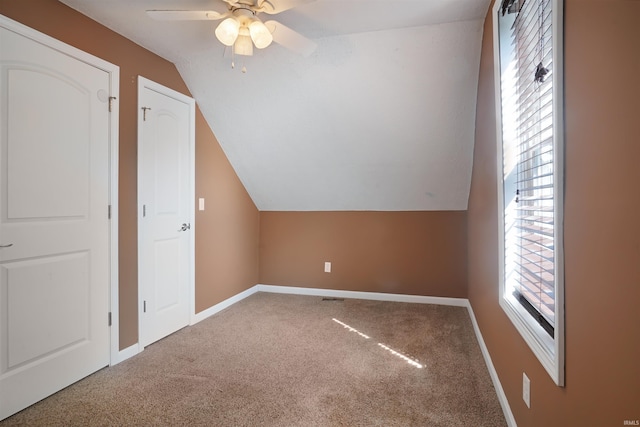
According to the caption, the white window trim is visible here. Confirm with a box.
[492,0,565,386]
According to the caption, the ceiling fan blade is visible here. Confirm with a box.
[146,10,227,21]
[260,0,316,15]
[264,20,317,57]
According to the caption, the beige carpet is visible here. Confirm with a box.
[1,292,507,426]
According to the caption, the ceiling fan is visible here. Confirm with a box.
[146,0,317,57]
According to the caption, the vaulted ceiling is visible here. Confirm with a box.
[59,0,490,211]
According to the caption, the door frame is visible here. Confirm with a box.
[0,15,120,364]
[137,76,196,348]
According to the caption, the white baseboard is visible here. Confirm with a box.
[467,304,517,427]
[110,343,141,366]
[256,284,469,307]
[191,285,260,325]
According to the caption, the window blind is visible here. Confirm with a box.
[502,0,556,336]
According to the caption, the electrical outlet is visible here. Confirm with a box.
[522,372,531,408]
[324,262,331,273]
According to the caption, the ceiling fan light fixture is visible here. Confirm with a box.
[248,19,273,49]
[234,29,254,56]
[215,17,240,46]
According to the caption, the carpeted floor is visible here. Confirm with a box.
[1,292,507,426]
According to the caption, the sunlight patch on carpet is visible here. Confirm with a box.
[332,318,423,369]
[331,318,370,339]
[377,343,423,369]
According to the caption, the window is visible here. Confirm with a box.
[493,0,565,386]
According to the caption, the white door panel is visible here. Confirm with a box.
[155,238,181,311]
[5,252,90,368]
[7,69,91,219]
[0,22,113,419]
[138,77,194,348]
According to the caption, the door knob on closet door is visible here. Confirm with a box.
[178,223,190,232]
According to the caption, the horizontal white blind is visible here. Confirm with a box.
[503,0,556,334]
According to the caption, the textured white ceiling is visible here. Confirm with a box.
[59,0,490,211]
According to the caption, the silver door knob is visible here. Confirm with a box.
[178,223,190,232]
[0,243,13,248]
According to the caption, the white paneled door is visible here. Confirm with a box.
[138,77,194,348]
[0,21,116,420]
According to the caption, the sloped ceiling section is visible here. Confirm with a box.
[59,0,490,211]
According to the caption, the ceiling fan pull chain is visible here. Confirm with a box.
[231,45,235,69]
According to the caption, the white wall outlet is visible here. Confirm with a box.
[198,198,205,211]
[523,372,531,408]
[324,262,331,273]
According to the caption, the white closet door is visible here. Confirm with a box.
[138,77,194,348]
[0,24,111,419]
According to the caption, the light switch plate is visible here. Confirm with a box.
[199,198,205,211]
[324,262,331,273]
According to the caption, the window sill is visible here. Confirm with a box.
[500,294,564,386]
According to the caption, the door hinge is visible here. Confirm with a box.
[143,204,146,218]
[109,96,117,112]
[108,312,112,326]
[143,300,147,313]
[108,204,112,219]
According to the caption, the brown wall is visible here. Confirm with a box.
[0,0,260,349]
[468,0,640,425]
[260,211,467,297]
[194,110,259,313]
